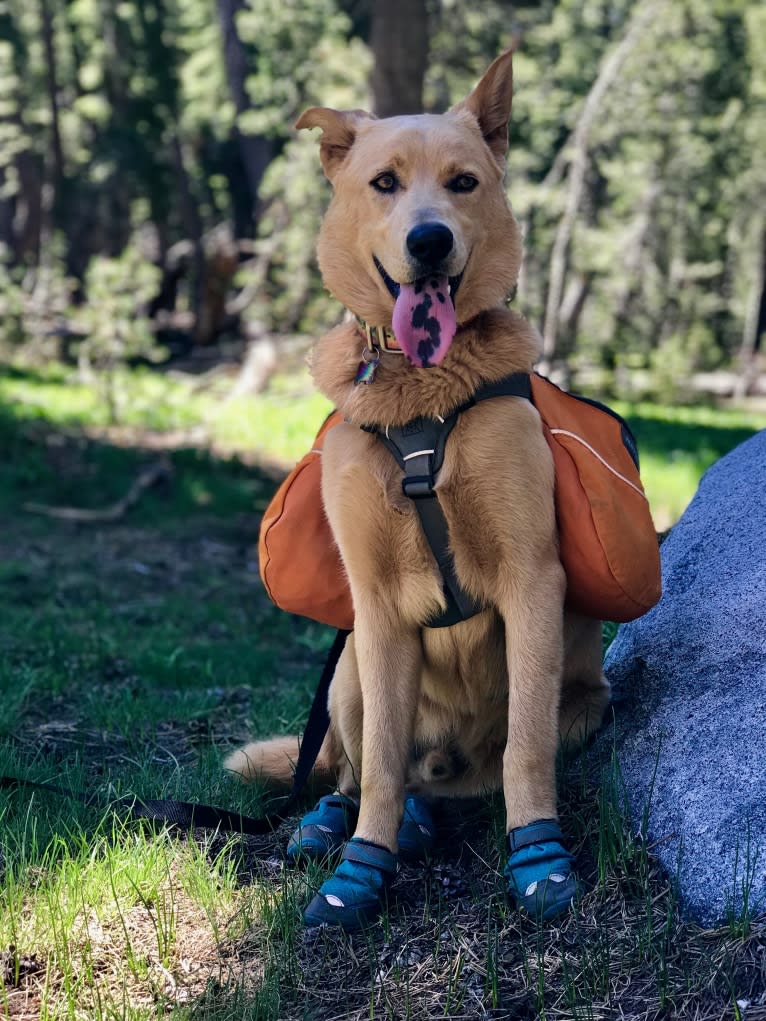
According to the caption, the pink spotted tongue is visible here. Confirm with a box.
[391,275,456,367]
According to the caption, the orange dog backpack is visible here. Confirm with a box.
[258,373,661,628]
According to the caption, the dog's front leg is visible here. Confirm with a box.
[498,556,579,920]
[303,605,422,930]
[501,557,564,828]
[353,609,422,852]
[306,428,439,928]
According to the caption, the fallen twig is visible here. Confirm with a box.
[24,458,172,522]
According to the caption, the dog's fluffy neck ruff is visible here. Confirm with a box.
[311,306,541,429]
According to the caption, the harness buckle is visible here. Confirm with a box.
[402,476,435,499]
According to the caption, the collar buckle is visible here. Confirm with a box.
[357,317,405,355]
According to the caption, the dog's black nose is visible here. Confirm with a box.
[406,222,454,265]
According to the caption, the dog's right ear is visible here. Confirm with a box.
[295,108,374,180]
[450,49,514,167]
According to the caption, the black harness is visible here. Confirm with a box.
[364,371,533,628]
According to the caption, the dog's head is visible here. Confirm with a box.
[297,51,522,368]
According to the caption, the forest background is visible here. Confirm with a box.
[1,0,765,405]
[2,3,766,1016]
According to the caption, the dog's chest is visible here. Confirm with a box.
[425,402,553,535]
[322,399,556,623]
[379,400,556,593]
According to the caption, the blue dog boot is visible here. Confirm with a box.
[286,793,358,863]
[397,794,436,863]
[504,819,579,921]
[304,837,398,930]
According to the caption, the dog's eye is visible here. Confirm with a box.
[371,173,399,193]
[448,174,479,193]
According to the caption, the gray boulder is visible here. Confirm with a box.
[603,429,766,926]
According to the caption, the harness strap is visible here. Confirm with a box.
[369,412,478,626]
[466,371,532,407]
[365,371,533,628]
[410,494,481,626]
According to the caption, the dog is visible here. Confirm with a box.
[227,50,610,928]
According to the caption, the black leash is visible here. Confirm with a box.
[0,628,350,837]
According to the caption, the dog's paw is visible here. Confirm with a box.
[504,819,579,921]
[397,794,436,863]
[304,838,398,930]
[286,793,359,863]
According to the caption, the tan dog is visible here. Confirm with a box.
[228,51,610,927]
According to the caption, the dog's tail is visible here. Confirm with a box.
[223,734,337,792]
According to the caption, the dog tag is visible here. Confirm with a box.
[354,345,380,385]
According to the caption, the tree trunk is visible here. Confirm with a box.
[170,135,207,340]
[541,0,664,364]
[559,272,593,348]
[39,0,65,212]
[612,177,663,330]
[217,0,274,233]
[734,218,766,398]
[370,0,429,117]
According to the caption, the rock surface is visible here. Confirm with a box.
[603,430,766,926]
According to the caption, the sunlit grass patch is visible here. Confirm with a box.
[0,819,275,1019]
[611,399,766,529]
[0,360,332,468]
[211,388,332,465]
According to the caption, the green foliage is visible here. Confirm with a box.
[238,0,370,334]
[0,0,764,390]
[646,324,723,402]
[236,0,357,136]
[0,249,25,345]
[74,247,161,422]
[508,0,764,392]
[78,249,161,363]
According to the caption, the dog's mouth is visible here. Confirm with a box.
[373,257,465,303]
[373,256,465,368]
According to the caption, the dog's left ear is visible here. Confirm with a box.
[451,49,514,167]
[295,107,374,180]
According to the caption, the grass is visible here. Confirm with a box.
[3,358,765,527]
[0,355,764,1019]
[609,399,765,530]
[0,361,333,468]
